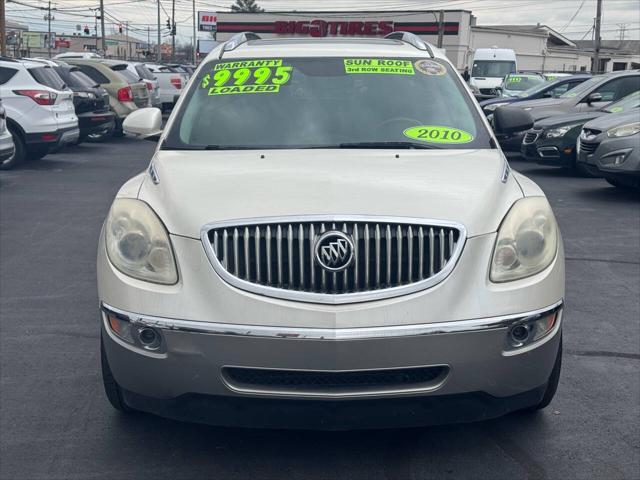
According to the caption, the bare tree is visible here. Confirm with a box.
[230,0,264,13]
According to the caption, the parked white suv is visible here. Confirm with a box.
[145,63,186,111]
[100,33,564,429]
[0,58,78,169]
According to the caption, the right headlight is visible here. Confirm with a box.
[104,198,178,285]
[607,122,640,138]
[491,197,558,283]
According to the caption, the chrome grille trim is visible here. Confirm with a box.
[201,215,467,304]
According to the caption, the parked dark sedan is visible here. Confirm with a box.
[480,74,591,115]
[576,110,640,188]
[520,91,639,172]
[52,62,115,143]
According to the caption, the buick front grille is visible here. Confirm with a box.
[202,216,466,304]
[221,365,449,396]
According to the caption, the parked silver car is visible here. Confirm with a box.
[577,110,640,188]
[499,70,640,150]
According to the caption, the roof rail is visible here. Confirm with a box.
[0,56,19,63]
[384,31,434,58]
[219,32,261,60]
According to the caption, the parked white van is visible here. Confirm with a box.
[470,48,517,99]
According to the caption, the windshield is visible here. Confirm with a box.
[471,60,516,78]
[503,74,545,92]
[603,90,640,113]
[164,57,492,150]
[560,75,602,98]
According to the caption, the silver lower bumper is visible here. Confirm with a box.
[101,301,563,400]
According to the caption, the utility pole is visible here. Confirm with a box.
[171,0,176,62]
[0,0,6,56]
[592,0,602,74]
[192,0,197,63]
[100,0,105,53]
[93,9,98,51]
[47,1,52,58]
[125,21,129,60]
[157,0,162,61]
[437,10,444,49]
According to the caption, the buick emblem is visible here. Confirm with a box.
[314,231,354,272]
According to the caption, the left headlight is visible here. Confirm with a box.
[104,198,178,284]
[491,197,558,283]
[545,123,581,138]
[607,122,640,138]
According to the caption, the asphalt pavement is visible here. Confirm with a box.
[0,139,638,480]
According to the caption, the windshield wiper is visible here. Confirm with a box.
[338,141,441,149]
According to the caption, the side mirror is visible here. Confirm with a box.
[493,106,534,135]
[123,107,163,141]
[586,92,602,104]
[543,90,553,98]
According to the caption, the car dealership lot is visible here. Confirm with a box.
[0,140,638,480]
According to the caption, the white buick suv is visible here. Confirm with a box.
[98,33,565,429]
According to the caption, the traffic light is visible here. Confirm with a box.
[166,18,171,31]
[118,24,123,34]
[83,25,90,35]
[172,23,176,35]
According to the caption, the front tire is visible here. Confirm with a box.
[101,337,133,413]
[527,336,562,411]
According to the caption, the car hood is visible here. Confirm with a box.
[536,111,606,129]
[510,97,565,109]
[136,149,524,239]
[583,110,639,131]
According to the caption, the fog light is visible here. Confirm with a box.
[137,327,161,350]
[563,147,573,154]
[506,311,559,350]
[103,307,165,352]
[510,324,531,345]
[613,154,627,166]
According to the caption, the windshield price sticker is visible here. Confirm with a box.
[403,125,474,144]
[507,76,523,83]
[344,59,415,75]
[201,59,293,96]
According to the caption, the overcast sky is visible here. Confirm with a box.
[6,0,640,44]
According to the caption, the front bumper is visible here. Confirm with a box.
[77,111,115,137]
[521,135,575,167]
[102,301,562,427]
[577,136,640,178]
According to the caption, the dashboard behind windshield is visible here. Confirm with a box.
[164,57,492,150]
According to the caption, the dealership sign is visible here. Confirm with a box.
[198,12,217,32]
[217,19,459,37]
